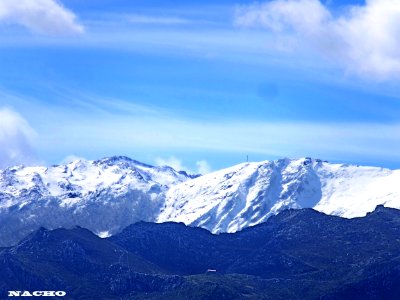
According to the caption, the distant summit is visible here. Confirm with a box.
[0,156,399,246]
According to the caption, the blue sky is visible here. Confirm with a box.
[0,0,400,172]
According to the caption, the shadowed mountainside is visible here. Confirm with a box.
[1,205,399,299]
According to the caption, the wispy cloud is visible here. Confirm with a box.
[0,0,84,35]
[235,0,400,80]
[42,106,400,165]
[196,160,212,174]
[154,156,188,172]
[0,107,37,168]
[0,4,272,65]
[2,89,400,168]
[127,14,191,25]
[155,156,212,174]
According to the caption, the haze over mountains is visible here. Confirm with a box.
[0,156,399,246]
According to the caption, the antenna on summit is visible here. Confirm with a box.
[246,155,249,163]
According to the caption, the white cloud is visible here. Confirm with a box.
[155,156,188,172]
[0,107,37,169]
[196,160,212,174]
[155,156,212,174]
[0,0,84,35]
[235,0,329,33]
[235,0,400,80]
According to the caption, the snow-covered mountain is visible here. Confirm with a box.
[0,156,399,246]
[0,156,193,245]
[159,157,400,233]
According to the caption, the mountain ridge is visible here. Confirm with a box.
[1,205,400,299]
[0,155,399,246]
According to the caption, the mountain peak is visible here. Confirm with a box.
[93,156,154,168]
[366,204,400,217]
[0,156,399,246]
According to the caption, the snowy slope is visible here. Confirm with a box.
[158,158,400,233]
[0,156,192,244]
[0,156,399,246]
